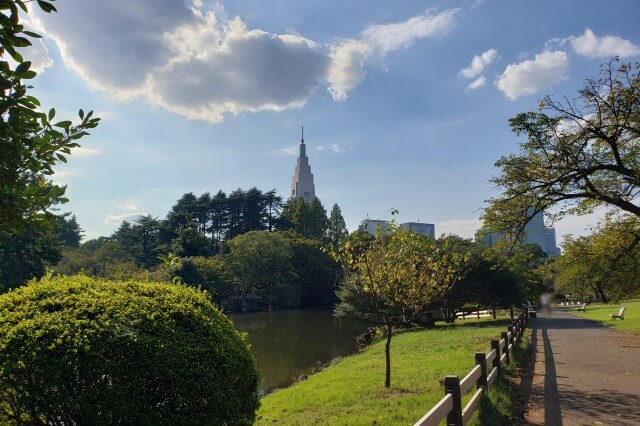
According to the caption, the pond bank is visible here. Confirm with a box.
[255,317,528,425]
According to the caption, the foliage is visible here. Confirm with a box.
[164,256,236,307]
[113,215,163,269]
[484,60,640,238]
[54,213,83,248]
[326,203,348,249]
[438,238,523,322]
[549,215,640,302]
[0,227,61,292]
[0,275,259,424]
[334,225,473,387]
[281,198,328,239]
[0,0,100,233]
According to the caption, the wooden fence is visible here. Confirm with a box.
[414,308,529,426]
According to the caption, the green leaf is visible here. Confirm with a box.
[48,108,55,120]
[23,30,42,39]
[37,0,57,13]
[53,120,72,129]
[78,109,84,120]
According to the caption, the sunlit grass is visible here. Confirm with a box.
[256,318,526,425]
[570,300,640,333]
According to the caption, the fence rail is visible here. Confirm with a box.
[414,308,529,426]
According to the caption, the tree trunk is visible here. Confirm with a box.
[492,306,497,319]
[384,324,392,388]
[596,284,609,303]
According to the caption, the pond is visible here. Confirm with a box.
[229,309,368,394]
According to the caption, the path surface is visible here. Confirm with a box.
[524,310,640,425]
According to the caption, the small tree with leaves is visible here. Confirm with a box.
[333,221,471,387]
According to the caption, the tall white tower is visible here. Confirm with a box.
[290,126,316,202]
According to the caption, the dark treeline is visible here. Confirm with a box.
[48,188,349,312]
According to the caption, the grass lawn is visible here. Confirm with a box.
[570,300,640,333]
[256,317,526,425]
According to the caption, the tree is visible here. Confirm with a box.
[327,203,348,249]
[334,226,471,387]
[226,231,299,310]
[0,227,61,292]
[550,214,640,302]
[0,275,259,424]
[55,213,83,248]
[171,221,211,257]
[484,60,640,238]
[0,0,100,234]
[281,198,328,239]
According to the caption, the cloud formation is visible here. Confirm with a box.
[328,9,461,100]
[70,147,100,157]
[466,76,486,90]
[460,48,498,79]
[496,50,569,100]
[104,212,146,224]
[568,29,640,58]
[31,2,461,122]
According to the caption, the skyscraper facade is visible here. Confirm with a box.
[290,127,316,202]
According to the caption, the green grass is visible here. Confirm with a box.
[256,317,527,425]
[570,300,640,333]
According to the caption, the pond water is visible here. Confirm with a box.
[229,309,368,394]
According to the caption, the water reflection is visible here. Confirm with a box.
[229,309,367,393]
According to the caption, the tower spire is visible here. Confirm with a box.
[301,126,304,143]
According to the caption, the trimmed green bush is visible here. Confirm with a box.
[0,275,259,425]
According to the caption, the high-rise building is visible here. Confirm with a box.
[290,127,316,202]
[359,219,435,238]
[475,210,561,256]
[399,222,435,238]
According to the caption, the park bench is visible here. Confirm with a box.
[610,307,626,320]
[577,303,586,311]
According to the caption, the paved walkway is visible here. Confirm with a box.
[524,310,640,425]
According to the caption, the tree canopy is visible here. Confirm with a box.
[484,60,640,238]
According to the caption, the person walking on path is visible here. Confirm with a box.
[524,310,640,425]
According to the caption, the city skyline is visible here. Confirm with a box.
[26,0,640,242]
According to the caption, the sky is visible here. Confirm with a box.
[21,0,640,242]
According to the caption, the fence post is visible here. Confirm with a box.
[475,352,488,389]
[491,339,501,376]
[512,321,519,339]
[444,375,463,426]
[507,325,514,346]
[501,331,510,365]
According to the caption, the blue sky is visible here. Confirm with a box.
[23,0,640,240]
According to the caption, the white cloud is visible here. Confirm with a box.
[361,9,461,55]
[466,76,486,90]
[328,9,461,100]
[32,2,461,121]
[280,145,298,155]
[435,218,482,239]
[104,212,146,224]
[70,146,100,157]
[117,203,138,212]
[327,40,372,101]
[460,48,498,79]
[569,29,640,58]
[496,50,569,100]
[52,170,72,184]
[329,143,352,154]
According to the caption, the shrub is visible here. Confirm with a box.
[0,275,259,425]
